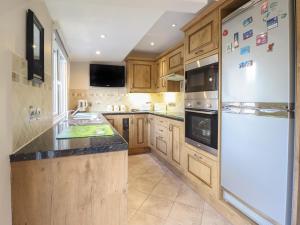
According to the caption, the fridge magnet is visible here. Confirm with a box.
[261,1,268,15]
[270,2,278,11]
[243,29,253,40]
[280,12,287,19]
[239,60,253,69]
[234,32,239,48]
[263,12,271,22]
[243,16,253,27]
[267,16,278,30]
[256,33,268,46]
[240,46,250,56]
[226,43,233,53]
[223,29,229,36]
[267,43,274,52]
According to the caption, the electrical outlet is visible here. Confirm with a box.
[29,106,35,121]
[36,108,41,120]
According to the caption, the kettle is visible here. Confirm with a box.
[78,100,88,112]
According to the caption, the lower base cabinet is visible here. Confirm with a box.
[168,120,184,170]
[105,114,149,155]
[184,145,218,197]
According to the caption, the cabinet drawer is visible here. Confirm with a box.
[187,153,212,187]
[185,147,217,192]
[155,117,169,128]
[155,125,168,136]
[156,137,167,155]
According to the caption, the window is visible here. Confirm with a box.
[52,33,68,120]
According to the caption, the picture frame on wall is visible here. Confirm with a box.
[26,9,44,82]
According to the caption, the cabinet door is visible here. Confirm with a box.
[127,60,155,93]
[105,115,122,134]
[159,57,168,77]
[169,122,184,167]
[168,46,184,73]
[185,146,218,196]
[148,116,156,149]
[185,9,219,61]
[130,115,148,149]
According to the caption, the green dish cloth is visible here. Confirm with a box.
[57,124,114,139]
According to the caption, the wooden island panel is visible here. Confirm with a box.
[11,151,128,225]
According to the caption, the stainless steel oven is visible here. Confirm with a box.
[185,107,218,155]
[185,54,218,94]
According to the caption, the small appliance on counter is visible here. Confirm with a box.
[120,105,127,112]
[154,103,167,112]
[78,100,88,112]
[106,105,113,112]
[113,105,120,112]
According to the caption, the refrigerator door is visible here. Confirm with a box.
[222,0,294,103]
[221,109,294,225]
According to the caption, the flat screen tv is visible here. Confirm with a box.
[90,64,125,87]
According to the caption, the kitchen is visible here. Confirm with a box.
[1,0,300,225]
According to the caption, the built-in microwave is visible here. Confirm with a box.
[185,54,218,93]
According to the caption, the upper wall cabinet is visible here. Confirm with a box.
[184,9,219,62]
[126,59,156,93]
[167,45,184,74]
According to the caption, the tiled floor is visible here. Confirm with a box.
[128,154,232,225]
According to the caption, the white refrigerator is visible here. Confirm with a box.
[221,0,295,225]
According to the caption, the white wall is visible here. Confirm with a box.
[0,0,53,224]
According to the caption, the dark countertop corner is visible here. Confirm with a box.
[10,113,128,163]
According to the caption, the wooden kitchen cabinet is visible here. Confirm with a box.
[155,45,183,93]
[184,8,219,61]
[184,145,218,197]
[126,59,156,93]
[167,45,184,73]
[168,120,184,170]
[130,114,149,153]
[104,115,123,134]
[148,115,156,149]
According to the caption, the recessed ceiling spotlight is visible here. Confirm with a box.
[171,24,177,27]
[100,34,106,39]
[150,42,155,46]
[96,51,101,55]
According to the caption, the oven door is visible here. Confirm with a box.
[185,109,218,155]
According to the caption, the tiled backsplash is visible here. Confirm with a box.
[69,88,184,113]
[12,53,53,151]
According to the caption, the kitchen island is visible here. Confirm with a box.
[10,113,128,225]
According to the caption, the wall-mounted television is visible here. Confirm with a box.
[90,64,125,87]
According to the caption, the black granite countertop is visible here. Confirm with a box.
[102,111,184,122]
[10,113,128,162]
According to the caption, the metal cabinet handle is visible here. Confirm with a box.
[169,124,173,131]
[193,153,203,161]
[195,49,204,55]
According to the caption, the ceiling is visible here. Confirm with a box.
[132,11,195,54]
[44,0,208,62]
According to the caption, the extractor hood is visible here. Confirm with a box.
[164,73,184,81]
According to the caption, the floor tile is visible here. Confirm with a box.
[128,208,137,220]
[175,184,205,209]
[168,202,203,225]
[201,203,231,225]
[151,181,182,201]
[164,218,196,225]
[139,195,174,219]
[128,187,149,210]
[129,212,165,225]
[132,177,159,194]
